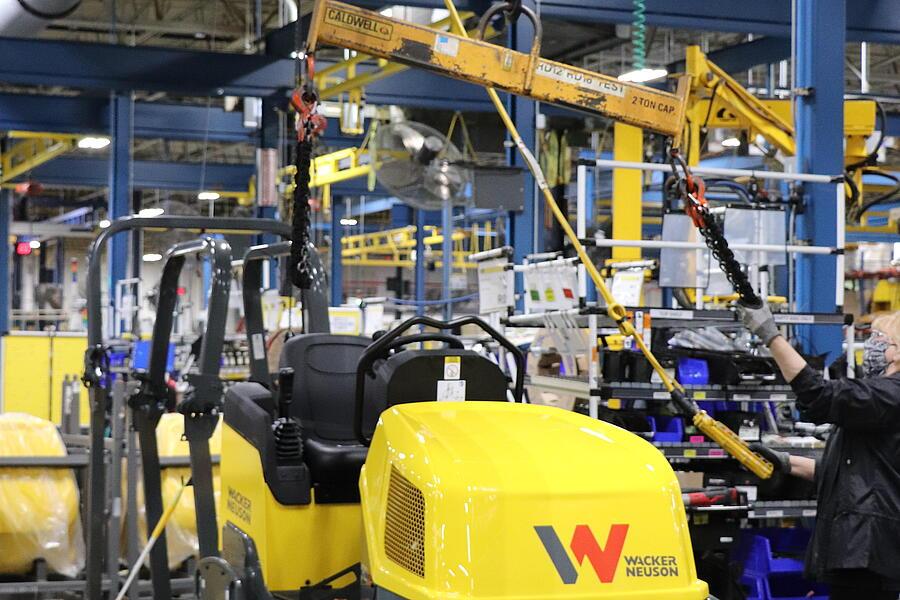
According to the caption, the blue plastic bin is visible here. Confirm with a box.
[647,415,684,442]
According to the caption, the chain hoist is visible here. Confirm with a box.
[668,148,762,307]
[289,54,326,290]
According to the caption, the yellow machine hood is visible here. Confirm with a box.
[360,402,708,599]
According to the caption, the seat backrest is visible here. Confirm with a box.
[278,333,371,442]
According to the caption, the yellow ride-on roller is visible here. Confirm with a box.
[199,315,711,599]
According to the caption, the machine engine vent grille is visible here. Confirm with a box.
[384,465,426,578]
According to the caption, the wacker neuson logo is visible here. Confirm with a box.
[325,8,393,40]
[535,525,680,584]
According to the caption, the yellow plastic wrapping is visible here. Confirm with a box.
[0,413,85,577]
[133,413,222,569]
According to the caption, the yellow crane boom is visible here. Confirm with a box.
[307,0,690,139]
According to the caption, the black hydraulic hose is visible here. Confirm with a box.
[854,169,900,221]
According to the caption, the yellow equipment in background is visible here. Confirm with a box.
[133,413,223,569]
[0,413,84,577]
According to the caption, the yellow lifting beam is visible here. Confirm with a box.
[308,0,690,139]
[341,224,490,269]
[1,131,81,184]
[315,10,493,101]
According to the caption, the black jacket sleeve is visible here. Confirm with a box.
[790,366,900,431]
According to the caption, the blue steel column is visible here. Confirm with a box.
[108,92,133,326]
[506,0,538,270]
[330,198,343,306]
[0,188,9,334]
[793,0,845,362]
[442,201,453,320]
[415,210,426,316]
[257,98,279,287]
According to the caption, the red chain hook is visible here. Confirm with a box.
[670,148,708,228]
[292,54,327,143]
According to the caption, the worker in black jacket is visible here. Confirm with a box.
[739,305,900,600]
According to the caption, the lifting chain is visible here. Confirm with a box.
[290,55,327,290]
[668,148,761,307]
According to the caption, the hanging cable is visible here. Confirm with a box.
[632,0,646,70]
[290,55,326,289]
[668,148,761,306]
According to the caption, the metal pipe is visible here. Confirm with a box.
[240,241,292,387]
[86,216,290,347]
[590,158,840,184]
[582,238,838,255]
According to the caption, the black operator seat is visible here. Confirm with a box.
[278,333,371,503]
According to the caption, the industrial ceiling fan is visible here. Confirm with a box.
[372,120,472,211]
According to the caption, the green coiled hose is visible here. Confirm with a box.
[632,0,646,70]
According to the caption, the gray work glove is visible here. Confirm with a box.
[749,442,792,475]
[736,301,780,346]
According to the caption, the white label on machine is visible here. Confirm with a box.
[535,61,626,97]
[611,270,644,307]
[774,314,816,324]
[650,308,694,320]
[478,258,513,314]
[444,356,461,380]
[434,34,459,57]
[251,333,266,360]
[437,379,466,401]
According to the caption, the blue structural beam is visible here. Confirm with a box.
[507,1,539,273]
[794,0,845,363]
[415,210,426,316]
[346,0,900,42]
[666,36,791,75]
[23,157,253,191]
[0,93,255,142]
[0,37,293,97]
[108,93,132,321]
[330,200,344,306]
[0,188,9,334]
[365,70,493,112]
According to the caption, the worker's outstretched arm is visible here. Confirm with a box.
[752,443,816,482]
[740,302,900,430]
[768,336,809,383]
[737,302,808,382]
[789,455,816,482]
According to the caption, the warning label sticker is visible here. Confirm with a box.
[437,379,466,401]
[535,61,626,97]
[434,34,459,57]
[444,356,461,380]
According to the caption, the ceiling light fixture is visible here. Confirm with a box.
[98,219,111,229]
[137,207,164,218]
[198,191,221,201]
[340,218,358,226]
[77,136,111,150]
[721,137,742,148]
[29,240,41,249]
[142,253,163,262]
